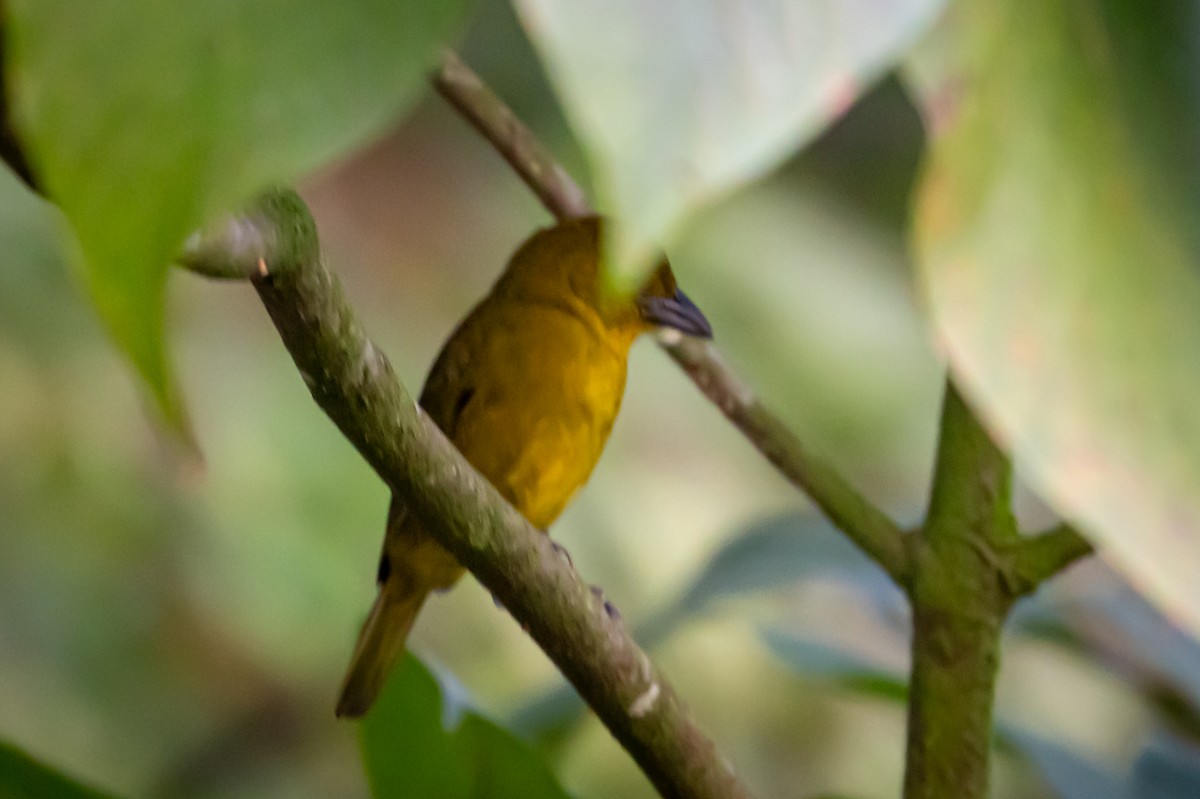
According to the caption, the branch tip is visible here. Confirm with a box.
[1009,522,1094,594]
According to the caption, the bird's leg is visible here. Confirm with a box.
[489,593,530,633]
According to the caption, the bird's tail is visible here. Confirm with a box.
[335,580,427,718]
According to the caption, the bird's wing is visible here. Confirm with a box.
[418,313,482,439]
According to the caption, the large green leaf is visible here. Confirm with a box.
[360,655,569,799]
[513,0,943,282]
[0,741,117,799]
[5,0,471,416]
[906,1,1200,637]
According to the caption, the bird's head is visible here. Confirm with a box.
[632,259,713,340]
[495,216,712,343]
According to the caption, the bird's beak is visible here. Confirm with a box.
[638,289,713,339]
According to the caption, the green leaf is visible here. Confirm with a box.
[6,0,471,418]
[0,741,117,799]
[513,0,943,283]
[906,1,1200,639]
[360,655,569,799]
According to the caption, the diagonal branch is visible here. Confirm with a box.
[903,380,1019,799]
[433,50,910,584]
[434,50,590,220]
[177,190,751,799]
[661,335,910,581]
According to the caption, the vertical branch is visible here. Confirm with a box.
[902,381,1019,799]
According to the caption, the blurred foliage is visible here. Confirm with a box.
[3,0,1200,797]
[0,741,116,799]
[6,0,471,417]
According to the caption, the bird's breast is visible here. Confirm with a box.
[429,303,630,531]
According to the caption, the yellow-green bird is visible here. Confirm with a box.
[336,216,711,717]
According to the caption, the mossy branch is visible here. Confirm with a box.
[902,384,1093,798]
[433,50,911,584]
[903,382,1018,799]
[177,190,750,799]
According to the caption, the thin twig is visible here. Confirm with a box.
[432,51,911,584]
[661,335,910,581]
[1009,522,1094,594]
[434,50,590,220]
[179,190,752,799]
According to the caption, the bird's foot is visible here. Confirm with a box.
[551,539,574,569]
[589,584,622,621]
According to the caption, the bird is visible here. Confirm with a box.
[335,215,712,717]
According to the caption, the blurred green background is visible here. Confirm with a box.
[0,1,1180,797]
